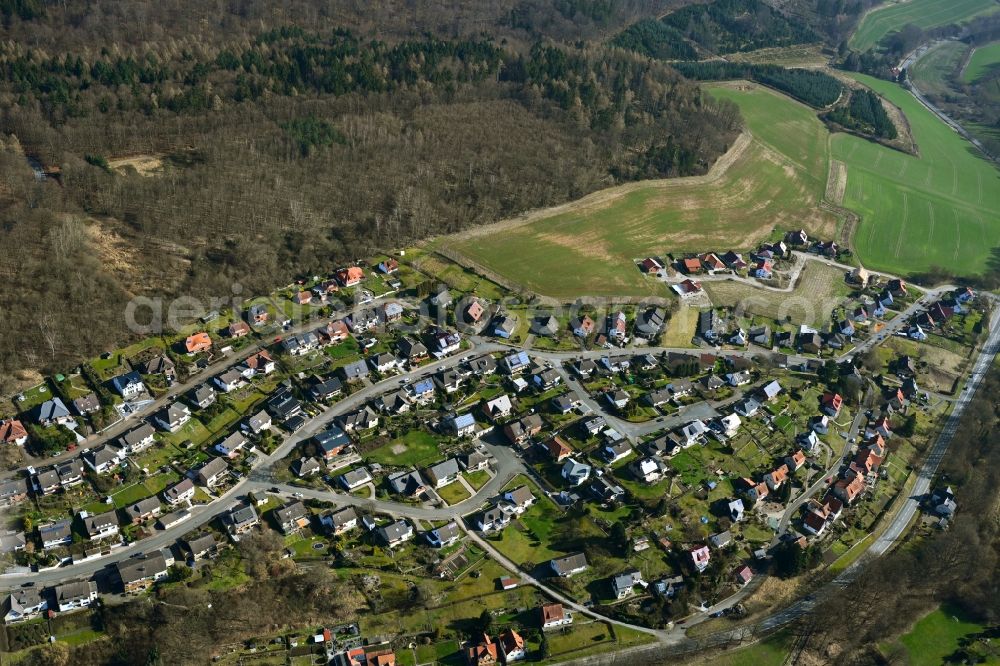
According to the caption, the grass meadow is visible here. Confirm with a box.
[963,40,1000,83]
[451,83,837,298]
[850,0,998,52]
[833,74,1000,278]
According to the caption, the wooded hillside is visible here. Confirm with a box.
[0,3,740,384]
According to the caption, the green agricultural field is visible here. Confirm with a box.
[883,605,996,665]
[850,0,998,52]
[911,40,969,97]
[963,40,1000,83]
[833,74,1000,278]
[451,83,837,299]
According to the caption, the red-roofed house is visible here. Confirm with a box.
[228,320,251,338]
[682,257,702,274]
[337,266,365,287]
[785,450,806,471]
[734,565,753,585]
[0,419,28,446]
[296,291,313,305]
[185,332,212,354]
[833,474,865,504]
[821,392,843,417]
[640,257,664,274]
[545,437,572,462]
[700,252,726,272]
[466,635,499,666]
[765,464,789,491]
[466,301,486,323]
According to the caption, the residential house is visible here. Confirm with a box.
[759,380,782,402]
[551,394,576,414]
[748,325,772,347]
[446,413,477,438]
[540,603,573,630]
[337,407,378,432]
[492,315,517,338]
[320,506,358,535]
[247,304,269,325]
[602,441,633,464]
[196,457,229,487]
[426,521,461,548]
[605,389,629,410]
[697,310,722,342]
[183,533,217,561]
[635,307,666,338]
[545,436,573,462]
[0,531,25,554]
[498,629,526,663]
[476,505,512,532]
[377,258,399,274]
[611,570,644,599]
[186,384,217,410]
[465,635,499,666]
[607,311,628,341]
[376,520,414,548]
[561,458,592,486]
[241,350,276,378]
[310,375,344,402]
[0,479,28,507]
[36,397,73,426]
[2,589,47,623]
[433,329,462,355]
[223,502,259,536]
[33,468,61,495]
[810,414,830,435]
[84,444,124,474]
[425,458,460,489]
[55,581,98,613]
[382,302,404,323]
[639,256,664,273]
[293,457,322,477]
[244,410,272,435]
[82,510,120,541]
[690,545,711,572]
[465,300,487,323]
[822,392,843,417]
[505,414,543,447]
[397,337,429,364]
[410,378,436,404]
[631,457,667,484]
[372,390,411,415]
[549,552,588,577]
[785,450,807,472]
[338,467,373,491]
[726,371,751,387]
[125,496,162,525]
[40,520,72,550]
[214,368,245,393]
[185,332,212,354]
[347,309,379,333]
[765,464,789,491]
[0,419,28,446]
[274,501,310,535]
[388,470,427,498]
[501,486,535,514]
[163,478,195,505]
[459,450,490,474]
[154,401,191,433]
[56,460,84,488]
[228,320,251,338]
[337,266,365,287]
[111,372,145,399]
[340,360,371,383]
[314,426,350,460]
[503,351,531,375]
[116,551,168,593]
[571,315,596,338]
[482,395,513,422]
[71,393,101,416]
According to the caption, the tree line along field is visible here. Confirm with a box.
[450,83,838,299]
[832,73,1000,278]
[849,0,999,52]
[963,40,1000,83]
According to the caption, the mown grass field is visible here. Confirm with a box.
[911,40,968,97]
[451,83,836,298]
[850,0,999,52]
[964,40,1000,83]
[833,74,1000,278]
[883,605,995,665]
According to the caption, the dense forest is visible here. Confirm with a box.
[660,0,819,54]
[671,61,844,107]
[825,88,897,138]
[610,19,699,60]
[0,4,742,384]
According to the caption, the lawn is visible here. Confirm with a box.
[850,0,999,51]
[911,40,969,98]
[547,621,614,656]
[704,630,794,666]
[885,605,993,666]
[449,83,837,299]
[464,470,491,490]
[833,74,1000,279]
[437,480,471,505]
[964,40,1000,83]
[365,429,442,468]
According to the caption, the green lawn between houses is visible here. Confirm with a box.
[882,605,999,665]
